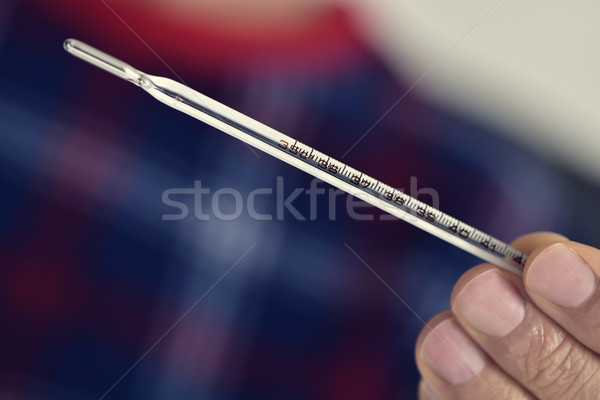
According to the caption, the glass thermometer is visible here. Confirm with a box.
[64,38,527,275]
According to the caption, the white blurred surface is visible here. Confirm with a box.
[347,0,600,182]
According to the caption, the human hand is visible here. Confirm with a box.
[415,232,600,399]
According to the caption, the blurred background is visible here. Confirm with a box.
[1,0,598,398]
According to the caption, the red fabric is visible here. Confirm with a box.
[31,0,366,76]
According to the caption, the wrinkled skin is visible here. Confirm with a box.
[416,232,600,400]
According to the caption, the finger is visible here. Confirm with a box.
[451,264,600,400]
[511,231,569,255]
[523,240,600,354]
[415,311,534,400]
[511,233,600,354]
[418,380,440,400]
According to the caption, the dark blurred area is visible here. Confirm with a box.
[1,1,599,399]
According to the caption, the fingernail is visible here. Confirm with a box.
[527,243,596,308]
[422,318,486,385]
[419,381,441,400]
[454,270,525,337]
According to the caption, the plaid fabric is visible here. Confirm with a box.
[1,1,598,399]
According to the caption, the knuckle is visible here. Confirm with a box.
[522,325,598,399]
[571,361,600,400]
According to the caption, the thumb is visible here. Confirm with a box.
[523,239,600,353]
